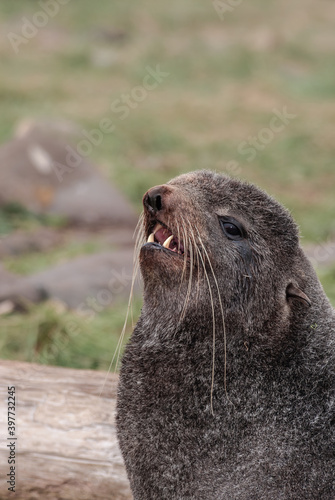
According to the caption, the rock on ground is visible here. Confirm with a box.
[0,228,63,258]
[0,121,137,227]
[0,250,141,311]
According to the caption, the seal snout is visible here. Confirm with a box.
[142,184,187,256]
[143,184,173,215]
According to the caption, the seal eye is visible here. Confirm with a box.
[223,223,241,237]
[219,217,244,240]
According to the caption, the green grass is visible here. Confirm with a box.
[318,265,335,307]
[0,0,334,368]
[0,298,141,371]
[3,240,105,275]
[0,203,66,235]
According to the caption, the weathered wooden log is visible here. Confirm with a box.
[0,360,132,499]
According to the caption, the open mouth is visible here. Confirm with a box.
[146,223,185,256]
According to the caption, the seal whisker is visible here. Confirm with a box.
[115,215,145,362]
[179,215,194,322]
[184,232,194,320]
[192,238,217,416]
[185,219,201,304]
[99,214,145,396]
[195,228,229,408]
[131,213,146,328]
[186,223,218,415]
[178,218,187,285]
[133,213,145,267]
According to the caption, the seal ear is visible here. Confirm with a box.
[286,283,311,307]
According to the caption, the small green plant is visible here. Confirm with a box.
[0,203,66,235]
[0,298,142,371]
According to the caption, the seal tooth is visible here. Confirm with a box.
[153,223,163,234]
[163,235,173,249]
[147,233,155,243]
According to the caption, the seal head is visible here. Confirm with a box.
[139,170,314,353]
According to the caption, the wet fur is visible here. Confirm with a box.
[116,171,335,500]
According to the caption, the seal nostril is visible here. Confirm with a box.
[155,194,162,211]
[146,189,163,212]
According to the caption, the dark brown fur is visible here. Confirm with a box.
[117,171,335,499]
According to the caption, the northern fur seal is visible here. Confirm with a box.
[116,170,335,499]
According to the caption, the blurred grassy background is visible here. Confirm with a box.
[0,0,334,369]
